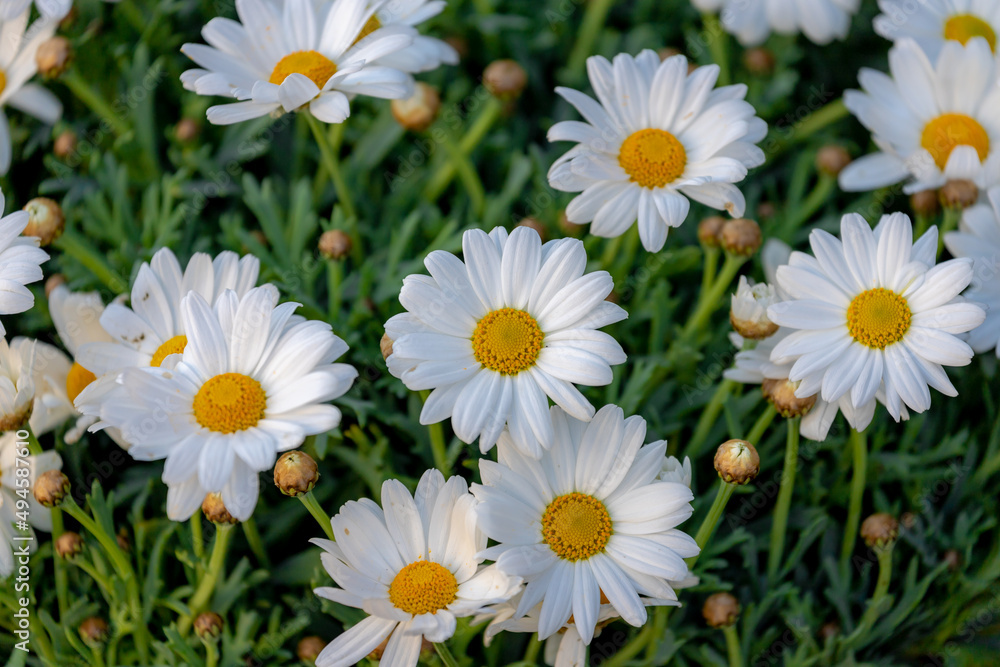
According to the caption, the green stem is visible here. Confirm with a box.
[51,509,69,618]
[242,515,270,568]
[567,0,615,77]
[767,99,849,160]
[602,623,654,667]
[30,610,57,665]
[768,418,800,579]
[441,132,486,216]
[784,174,835,235]
[840,428,868,574]
[53,231,127,293]
[180,524,234,635]
[745,403,777,445]
[702,13,731,86]
[700,246,720,300]
[680,254,746,342]
[299,491,336,541]
[420,390,450,475]
[938,207,961,257]
[327,258,343,320]
[191,512,204,562]
[856,543,894,632]
[305,111,358,224]
[687,480,737,569]
[434,642,461,667]
[684,379,734,460]
[62,69,129,137]
[90,646,107,667]
[723,624,743,667]
[523,634,542,663]
[424,97,503,201]
[203,640,220,667]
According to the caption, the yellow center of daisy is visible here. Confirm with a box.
[618,129,687,189]
[269,50,338,88]
[920,113,990,169]
[65,362,96,404]
[541,492,613,562]
[944,14,997,51]
[471,308,544,375]
[846,288,912,349]
[388,560,459,615]
[354,15,381,44]
[150,335,188,368]
[193,373,267,434]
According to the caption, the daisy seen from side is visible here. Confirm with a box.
[357,0,459,73]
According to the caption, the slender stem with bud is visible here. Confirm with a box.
[746,403,777,445]
[857,542,894,633]
[305,111,358,226]
[688,479,737,569]
[768,418,800,579]
[681,254,747,342]
[424,97,503,201]
[180,524,234,636]
[299,491,336,541]
[723,624,743,667]
[840,428,868,575]
[435,642,461,667]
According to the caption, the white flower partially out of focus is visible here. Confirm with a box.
[0,431,61,578]
[690,0,861,46]
[875,0,1000,61]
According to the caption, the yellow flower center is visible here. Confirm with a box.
[846,288,912,350]
[0,70,6,97]
[944,13,997,51]
[269,50,338,88]
[388,560,459,615]
[541,492,613,562]
[471,308,544,375]
[920,113,990,170]
[150,335,188,368]
[193,373,267,434]
[66,362,96,404]
[618,128,687,189]
[354,15,381,44]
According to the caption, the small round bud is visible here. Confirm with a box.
[36,36,72,78]
[391,82,441,133]
[56,531,84,558]
[762,378,816,418]
[116,528,131,552]
[202,493,238,525]
[483,60,527,100]
[516,217,546,242]
[940,179,978,209]
[720,218,762,257]
[54,130,77,160]
[175,118,200,143]
[818,621,840,641]
[318,230,352,260]
[194,612,224,641]
[698,215,726,247]
[860,512,899,548]
[910,189,939,217]
[757,201,776,220]
[743,47,775,75]
[380,333,394,360]
[557,209,586,237]
[730,276,779,340]
[44,273,67,298]
[703,592,740,628]
[34,470,69,507]
[79,617,109,647]
[23,197,65,246]
[943,549,961,572]
[274,451,319,497]
[297,636,326,663]
[815,145,852,177]
[714,439,760,485]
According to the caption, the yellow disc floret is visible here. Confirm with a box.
[269,50,338,88]
[846,288,912,350]
[354,15,381,44]
[618,129,687,189]
[66,362,96,404]
[193,373,267,434]
[944,14,997,51]
[388,560,459,615]
[920,113,990,170]
[150,335,188,367]
[541,492,613,562]
[472,308,544,375]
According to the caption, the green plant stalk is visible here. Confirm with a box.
[191,512,204,563]
[305,112,358,224]
[203,639,220,667]
[700,246,720,300]
[424,97,503,201]
[421,390,450,475]
[685,379,734,460]
[30,609,57,666]
[680,254,747,341]
[441,132,486,216]
[71,557,115,597]
[567,0,616,77]
[50,509,70,618]
[702,13,731,86]
[746,403,777,445]
[434,642,461,667]
[767,98,849,160]
[299,491,336,541]
[603,623,654,667]
[723,624,743,667]
[327,258,344,320]
[180,523,234,635]
[62,69,130,137]
[840,428,868,574]
[53,231,126,293]
[523,634,542,663]
[242,515,270,568]
[783,174,835,235]
[90,645,107,667]
[938,207,961,257]
[767,418,800,579]
[687,479,737,569]
[857,542,894,632]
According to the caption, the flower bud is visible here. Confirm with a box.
[23,197,65,247]
[557,209,586,237]
[391,82,441,133]
[297,636,326,663]
[318,230,352,260]
[943,549,961,572]
[815,145,852,177]
[380,333,394,360]
[483,60,527,100]
[56,531,84,558]
[54,130,77,160]
[743,47,775,75]
[762,378,816,418]
[194,612,224,641]
[910,189,939,217]
[202,492,238,525]
[714,439,759,485]
[818,621,840,641]
[36,36,72,78]
[34,470,70,507]
[860,512,899,548]
[703,592,740,628]
[274,451,319,497]
[45,273,66,298]
[719,218,761,257]
[757,201,776,220]
[729,276,779,339]
[698,215,726,247]
[516,217,546,242]
[175,118,200,143]
[940,179,978,209]
[79,617,109,647]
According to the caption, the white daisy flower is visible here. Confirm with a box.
[839,37,1000,194]
[875,0,1000,60]
[944,185,1000,355]
[312,469,522,667]
[471,405,699,644]
[0,8,63,174]
[358,0,459,73]
[181,0,415,126]
[74,248,260,446]
[766,212,986,422]
[384,226,627,458]
[691,0,860,46]
[0,0,71,20]
[0,336,34,431]
[547,50,766,252]
[0,431,61,578]
[0,189,47,333]
[730,276,780,339]
[93,286,358,521]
